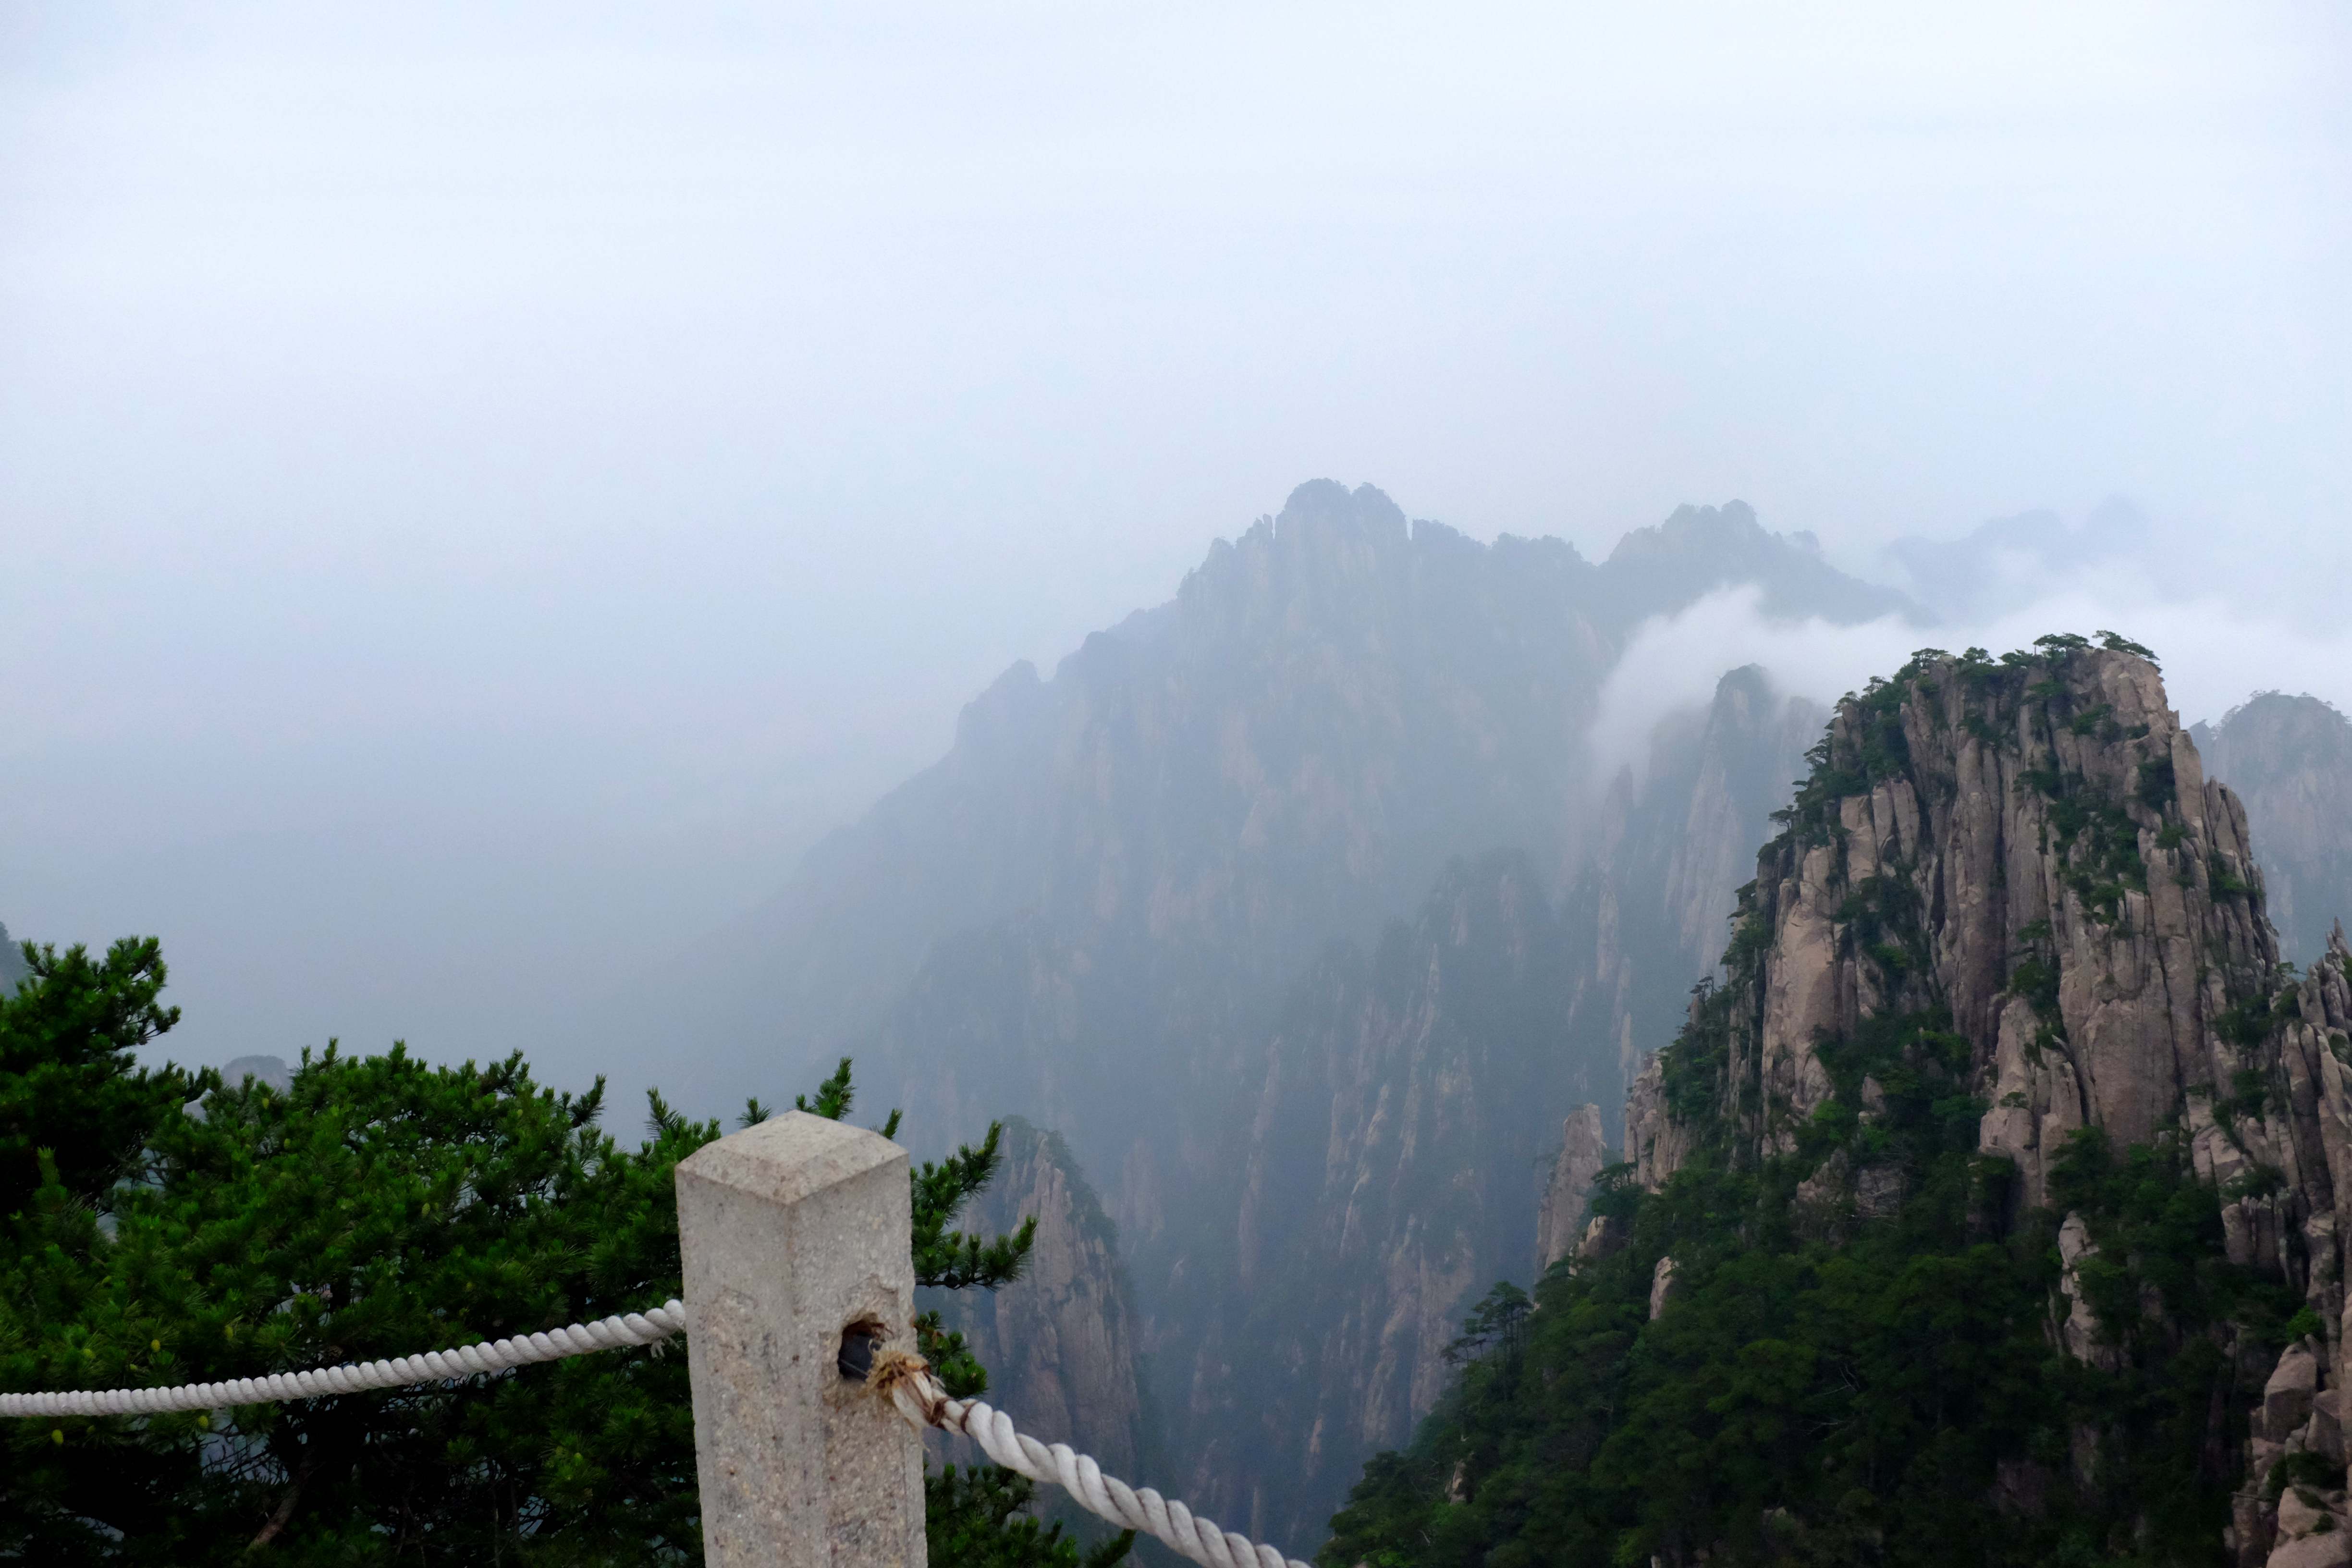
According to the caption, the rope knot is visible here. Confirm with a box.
[866,1344,954,1433]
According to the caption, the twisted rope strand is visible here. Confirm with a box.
[878,1351,1308,1568]
[0,1299,686,1420]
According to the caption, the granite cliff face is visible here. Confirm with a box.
[1617,641,2352,1565]
[2196,694,2352,967]
[926,1119,1146,1480]
[1535,1104,1608,1273]
[1625,643,2277,1202]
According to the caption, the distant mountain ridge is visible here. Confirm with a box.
[639,480,1911,1125]
[2193,692,2352,966]
[1609,500,1911,625]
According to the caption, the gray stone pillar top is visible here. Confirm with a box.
[677,1110,925,1568]
[682,1112,907,1210]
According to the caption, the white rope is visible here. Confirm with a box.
[877,1350,1308,1568]
[13,1298,1310,1567]
[0,1299,686,1420]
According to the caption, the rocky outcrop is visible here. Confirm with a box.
[925,1118,1146,1479]
[1615,640,2352,1563]
[2053,1211,2118,1372]
[1626,644,2278,1207]
[1535,1105,1608,1272]
[2241,1334,2351,1568]
[1646,1255,1677,1319]
[1576,1210,1628,1264]
[1623,1048,1692,1195]
[2195,693,2352,965]
[2227,931,2352,1566]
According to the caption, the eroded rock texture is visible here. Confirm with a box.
[1626,647,2273,1194]
[1617,643,2352,1565]
[1536,1105,1609,1272]
[923,1119,1146,1479]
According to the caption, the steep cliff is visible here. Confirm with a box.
[1625,639,2278,1211]
[2234,934,2352,1566]
[2195,693,2352,966]
[1535,1104,1608,1272]
[1621,640,2352,1564]
[624,480,1902,1139]
[1326,638,2352,1568]
[925,1118,1148,1480]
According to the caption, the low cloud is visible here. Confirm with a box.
[1592,583,2352,791]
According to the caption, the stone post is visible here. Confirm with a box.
[676,1111,926,1568]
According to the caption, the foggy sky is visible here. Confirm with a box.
[3,4,2346,1101]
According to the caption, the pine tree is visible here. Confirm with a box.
[0,939,1126,1565]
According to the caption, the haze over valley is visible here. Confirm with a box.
[5,7,2349,1562]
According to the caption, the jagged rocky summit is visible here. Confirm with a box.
[1320,639,2352,1567]
[1610,639,2352,1566]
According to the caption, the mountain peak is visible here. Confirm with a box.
[1629,639,2261,1197]
[1600,499,1918,628]
[1605,499,1768,563]
[1274,478,1409,550]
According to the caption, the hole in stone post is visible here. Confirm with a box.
[837,1318,884,1382]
